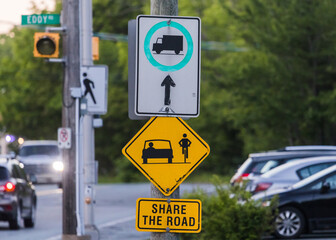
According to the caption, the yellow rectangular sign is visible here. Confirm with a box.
[136,198,202,233]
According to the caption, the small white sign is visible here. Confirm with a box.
[135,15,201,117]
[58,128,71,149]
[80,65,108,114]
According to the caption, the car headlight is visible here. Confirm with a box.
[19,162,24,169]
[53,161,64,171]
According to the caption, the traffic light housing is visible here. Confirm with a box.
[34,32,60,58]
[92,36,99,61]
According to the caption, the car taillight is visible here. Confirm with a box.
[254,182,272,193]
[232,173,250,185]
[0,182,16,192]
[241,173,250,178]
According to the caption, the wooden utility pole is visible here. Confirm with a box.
[62,0,83,239]
[150,2,179,240]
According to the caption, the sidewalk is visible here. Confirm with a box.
[98,219,150,240]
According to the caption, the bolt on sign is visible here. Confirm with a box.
[136,198,201,233]
[122,117,210,196]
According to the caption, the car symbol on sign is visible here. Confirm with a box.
[142,139,174,164]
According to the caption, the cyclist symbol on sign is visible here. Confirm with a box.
[179,133,191,163]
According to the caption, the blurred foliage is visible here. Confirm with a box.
[217,0,336,153]
[0,28,62,140]
[1,0,336,180]
[182,176,277,240]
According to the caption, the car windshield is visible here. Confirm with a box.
[250,160,281,175]
[19,145,60,157]
[0,166,9,180]
[259,160,281,174]
[292,165,336,189]
[144,140,170,149]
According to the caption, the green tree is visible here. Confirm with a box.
[0,27,62,140]
[3,0,336,179]
[92,0,148,177]
[201,0,336,155]
[93,0,146,34]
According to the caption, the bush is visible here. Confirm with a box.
[182,176,277,240]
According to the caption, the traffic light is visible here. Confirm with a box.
[92,36,99,61]
[33,32,60,58]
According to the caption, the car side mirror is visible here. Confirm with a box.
[321,182,330,194]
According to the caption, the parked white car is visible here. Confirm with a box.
[18,140,63,187]
[246,156,336,194]
[230,145,336,185]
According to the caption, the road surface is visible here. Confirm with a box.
[0,183,213,240]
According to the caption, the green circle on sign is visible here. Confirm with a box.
[144,21,193,72]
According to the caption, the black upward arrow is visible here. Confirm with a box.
[161,75,176,105]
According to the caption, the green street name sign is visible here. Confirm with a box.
[21,14,60,25]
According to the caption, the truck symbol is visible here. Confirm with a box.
[152,35,183,55]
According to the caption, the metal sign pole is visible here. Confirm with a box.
[81,0,99,239]
[150,2,179,240]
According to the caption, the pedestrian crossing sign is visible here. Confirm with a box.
[80,65,108,114]
[122,117,210,196]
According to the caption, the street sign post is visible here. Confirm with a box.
[134,15,201,118]
[122,117,210,196]
[136,198,202,233]
[21,14,60,25]
[80,65,108,114]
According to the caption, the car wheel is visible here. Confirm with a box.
[274,206,305,239]
[9,204,23,230]
[24,202,36,228]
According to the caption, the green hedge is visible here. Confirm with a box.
[182,176,277,240]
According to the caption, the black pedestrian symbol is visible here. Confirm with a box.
[179,134,191,163]
[142,139,173,164]
[83,73,96,104]
[152,35,183,55]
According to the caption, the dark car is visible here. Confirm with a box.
[230,145,336,185]
[0,156,36,229]
[252,164,336,239]
[142,139,173,164]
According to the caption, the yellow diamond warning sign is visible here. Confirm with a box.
[122,117,210,196]
[136,198,202,233]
